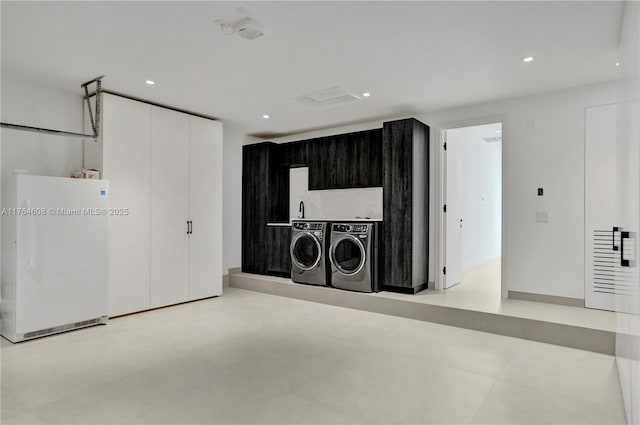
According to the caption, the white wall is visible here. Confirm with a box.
[1,75,84,178]
[447,124,502,272]
[289,167,383,221]
[426,80,619,300]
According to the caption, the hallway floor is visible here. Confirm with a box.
[1,287,625,424]
[382,258,616,333]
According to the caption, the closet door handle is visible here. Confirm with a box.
[187,220,191,235]
[621,231,630,267]
[190,220,193,235]
[612,227,619,251]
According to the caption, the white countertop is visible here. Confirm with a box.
[267,218,383,227]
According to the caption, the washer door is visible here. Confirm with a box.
[291,232,322,271]
[331,235,366,275]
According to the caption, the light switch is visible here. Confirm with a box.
[536,211,548,223]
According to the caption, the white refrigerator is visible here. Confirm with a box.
[1,175,109,342]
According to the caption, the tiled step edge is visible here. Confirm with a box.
[229,272,615,355]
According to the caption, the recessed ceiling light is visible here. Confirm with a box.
[522,56,534,63]
[362,92,371,97]
[262,114,270,119]
[145,80,155,85]
[616,62,620,67]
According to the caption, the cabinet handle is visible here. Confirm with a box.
[612,227,619,251]
[621,231,630,267]
[190,220,193,235]
[187,220,191,235]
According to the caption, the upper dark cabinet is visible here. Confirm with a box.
[308,129,383,190]
[282,140,310,168]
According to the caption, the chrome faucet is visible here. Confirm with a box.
[298,201,305,219]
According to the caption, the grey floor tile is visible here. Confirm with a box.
[499,340,624,409]
[472,380,625,424]
[1,287,626,425]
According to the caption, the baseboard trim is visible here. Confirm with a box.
[508,290,585,308]
[223,274,230,288]
[381,281,430,294]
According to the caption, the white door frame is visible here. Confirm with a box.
[434,115,509,298]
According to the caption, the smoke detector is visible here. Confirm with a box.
[217,16,265,40]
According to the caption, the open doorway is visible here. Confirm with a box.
[443,122,502,296]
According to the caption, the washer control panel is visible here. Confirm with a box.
[292,222,324,231]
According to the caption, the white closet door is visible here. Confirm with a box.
[585,103,639,312]
[188,116,223,299]
[150,106,190,308]
[101,94,152,316]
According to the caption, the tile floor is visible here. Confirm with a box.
[1,287,625,424]
[378,259,616,332]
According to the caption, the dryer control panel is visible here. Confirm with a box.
[332,223,370,234]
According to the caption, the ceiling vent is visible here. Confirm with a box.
[483,136,502,143]
[294,87,361,109]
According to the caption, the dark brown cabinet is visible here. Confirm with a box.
[266,226,292,277]
[382,118,430,293]
[308,129,383,190]
[242,143,295,276]
[242,142,277,274]
[282,140,310,168]
[242,119,430,293]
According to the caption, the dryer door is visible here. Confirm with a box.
[331,235,366,275]
[291,232,322,271]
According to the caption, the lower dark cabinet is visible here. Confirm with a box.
[266,226,292,277]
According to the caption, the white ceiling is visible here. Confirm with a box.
[0,1,627,137]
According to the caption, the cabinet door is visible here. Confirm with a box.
[308,136,335,189]
[267,226,292,277]
[308,130,383,190]
[383,119,414,288]
[150,107,189,308]
[189,116,223,299]
[242,143,273,274]
[101,94,152,316]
